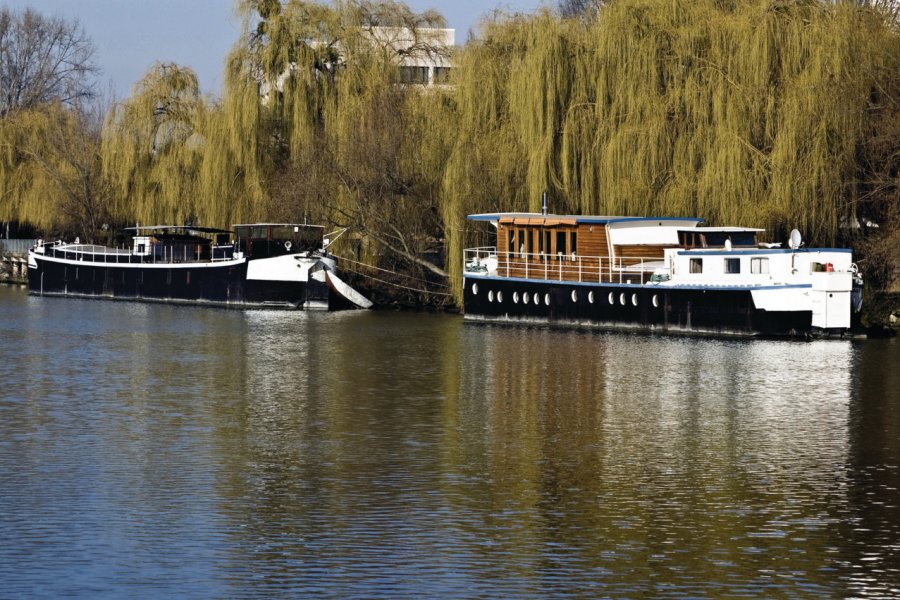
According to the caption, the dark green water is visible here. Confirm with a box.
[1,284,898,598]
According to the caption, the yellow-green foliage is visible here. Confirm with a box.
[443,0,899,299]
[102,63,206,225]
[229,0,452,270]
[0,103,104,231]
[6,0,900,305]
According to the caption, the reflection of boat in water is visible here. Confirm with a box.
[463,212,863,337]
[28,223,372,310]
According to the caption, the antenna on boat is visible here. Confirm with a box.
[789,229,802,250]
[541,191,548,216]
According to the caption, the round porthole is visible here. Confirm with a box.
[608,292,615,305]
[652,294,659,308]
[588,291,595,304]
[632,293,638,306]
[523,292,530,305]
[619,293,626,306]
[571,290,578,303]
[513,291,520,304]
[544,293,550,306]
[497,291,503,303]
[488,290,494,303]
[472,282,479,295]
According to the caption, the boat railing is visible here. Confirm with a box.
[38,240,239,265]
[464,247,669,284]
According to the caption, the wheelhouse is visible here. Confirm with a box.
[234,224,325,259]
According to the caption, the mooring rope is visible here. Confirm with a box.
[331,253,453,297]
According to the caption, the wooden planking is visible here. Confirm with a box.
[614,244,673,265]
[576,224,609,258]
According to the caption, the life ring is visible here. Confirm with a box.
[285,241,292,251]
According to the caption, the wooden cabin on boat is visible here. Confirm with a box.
[469,213,763,284]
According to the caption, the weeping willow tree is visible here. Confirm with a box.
[102,63,208,226]
[0,102,112,239]
[443,0,900,300]
[224,0,456,303]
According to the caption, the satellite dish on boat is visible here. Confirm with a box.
[789,229,802,250]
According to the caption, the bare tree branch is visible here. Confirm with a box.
[0,7,99,118]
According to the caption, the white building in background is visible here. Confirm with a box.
[260,27,455,102]
[368,27,454,86]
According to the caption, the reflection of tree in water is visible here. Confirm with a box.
[845,339,900,596]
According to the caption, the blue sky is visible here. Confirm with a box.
[4,0,546,98]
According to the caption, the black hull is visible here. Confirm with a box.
[28,257,328,309]
[463,276,814,337]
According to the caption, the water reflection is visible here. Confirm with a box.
[0,285,898,597]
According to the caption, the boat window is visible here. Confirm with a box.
[704,231,757,247]
[679,231,698,248]
[569,232,577,259]
[690,258,703,273]
[543,231,552,259]
[751,257,769,274]
[725,258,741,274]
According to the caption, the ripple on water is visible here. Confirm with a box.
[1,288,899,597]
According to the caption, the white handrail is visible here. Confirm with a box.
[463,247,667,283]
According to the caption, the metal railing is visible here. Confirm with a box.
[464,247,668,284]
[32,241,244,264]
[35,240,238,265]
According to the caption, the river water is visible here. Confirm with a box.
[0,284,898,598]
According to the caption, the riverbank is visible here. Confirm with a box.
[864,291,900,336]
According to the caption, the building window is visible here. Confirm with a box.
[690,258,703,273]
[433,67,451,84]
[750,257,769,274]
[399,66,428,84]
[725,258,741,274]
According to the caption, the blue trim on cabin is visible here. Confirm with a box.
[463,272,812,292]
[677,248,853,256]
[466,213,704,225]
